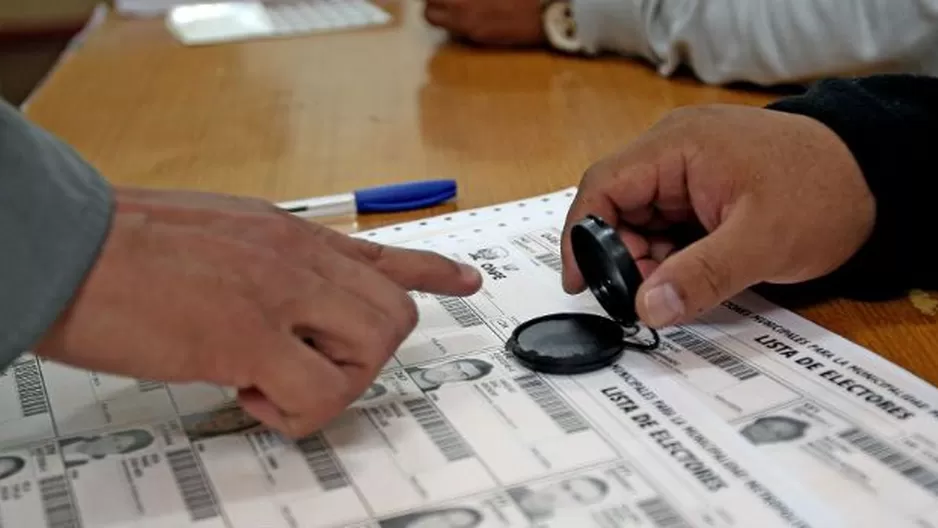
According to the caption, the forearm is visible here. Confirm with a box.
[764,74,938,300]
[0,100,114,369]
[570,0,938,85]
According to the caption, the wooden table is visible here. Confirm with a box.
[23,1,938,386]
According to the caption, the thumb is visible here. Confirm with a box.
[635,213,763,328]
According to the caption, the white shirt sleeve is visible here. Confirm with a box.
[570,0,938,85]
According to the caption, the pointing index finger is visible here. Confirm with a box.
[306,224,482,296]
[357,240,483,296]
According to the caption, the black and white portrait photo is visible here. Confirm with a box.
[59,428,155,468]
[508,475,610,521]
[407,358,494,392]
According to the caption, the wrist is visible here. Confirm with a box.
[767,93,895,300]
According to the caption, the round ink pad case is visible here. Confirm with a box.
[507,215,658,375]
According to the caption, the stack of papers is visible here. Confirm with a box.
[1,188,936,527]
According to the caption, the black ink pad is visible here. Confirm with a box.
[507,313,626,374]
[507,215,659,375]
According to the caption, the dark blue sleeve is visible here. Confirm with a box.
[758,74,938,302]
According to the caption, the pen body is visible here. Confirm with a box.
[279,193,356,219]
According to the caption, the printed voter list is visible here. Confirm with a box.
[0,188,934,527]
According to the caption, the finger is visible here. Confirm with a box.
[620,209,680,234]
[654,155,692,217]
[246,253,413,382]
[635,206,763,328]
[284,269,414,376]
[561,156,662,294]
[244,336,353,438]
[619,200,692,234]
[648,236,676,262]
[290,220,481,296]
[424,3,453,26]
[616,227,650,260]
[238,388,287,433]
[423,0,460,7]
[620,207,656,227]
[302,246,420,327]
[636,259,659,278]
[347,239,482,296]
[658,205,693,224]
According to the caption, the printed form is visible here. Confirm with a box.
[0,188,933,527]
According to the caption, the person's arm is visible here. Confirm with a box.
[760,73,938,301]
[0,99,114,368]
[570,0,938,86]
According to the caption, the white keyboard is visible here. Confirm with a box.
[166,0,393,46]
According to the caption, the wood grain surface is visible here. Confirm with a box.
[23,1,937,386]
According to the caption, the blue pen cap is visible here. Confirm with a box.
[353,179,457,213]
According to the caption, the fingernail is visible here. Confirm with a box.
[643,283,684,327]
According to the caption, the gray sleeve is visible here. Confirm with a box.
[570,0,938,85]
[0,99,114,369]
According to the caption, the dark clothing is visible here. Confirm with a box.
[764,74,938,301]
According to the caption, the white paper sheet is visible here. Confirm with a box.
[0,188,933,527]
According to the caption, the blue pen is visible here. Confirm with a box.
[277,179,457,219]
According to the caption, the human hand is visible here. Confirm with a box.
[423,0,545,47]
[35,187,482,438]
[561,104,876,328]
